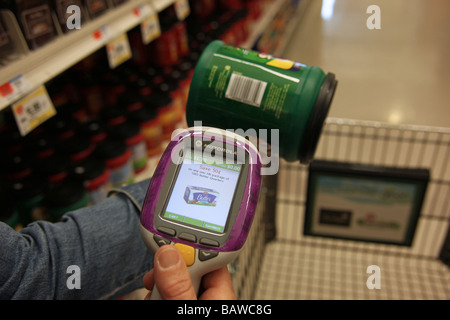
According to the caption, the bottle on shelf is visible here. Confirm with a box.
[83,0,109,19]
[6,0,58,50]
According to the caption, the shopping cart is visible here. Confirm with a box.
[231,117,450,300]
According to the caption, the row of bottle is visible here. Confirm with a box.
[0,95,170,229]
[47,47,194,137]
[113,0,266,70]
[0,22,199,228]
[187,0,265,47]
[42,0,265,135]
[0,0,130,52]
[0,0,271,229]
[0,0,267,64]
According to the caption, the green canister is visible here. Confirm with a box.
[185,40,337,163]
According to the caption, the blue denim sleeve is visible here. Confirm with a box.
[0,179,153,300]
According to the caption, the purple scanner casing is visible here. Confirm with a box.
[140,127,262,252]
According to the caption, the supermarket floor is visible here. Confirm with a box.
[250,0,450,300]
[283,0,450,128]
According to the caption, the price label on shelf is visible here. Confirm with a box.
[0,75,32,105]
[92,26,110,43]
[12,86,56,136]
[174,0,190,21]
[106,33,132,69]
[141,13,161,44]
[134,3,152,17]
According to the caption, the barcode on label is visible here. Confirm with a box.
[225,73,267,107]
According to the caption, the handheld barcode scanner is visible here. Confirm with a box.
[140,127,262,299]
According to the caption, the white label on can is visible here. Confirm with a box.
[225,73,267,107]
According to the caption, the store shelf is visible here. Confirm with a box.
[241,0,286,50]
[242,0,311,56]
[272,0,311,56]
[0,0,176,112]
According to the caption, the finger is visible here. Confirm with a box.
[142,269,154,290]
[154,245,197,300]
[200,266,236,300]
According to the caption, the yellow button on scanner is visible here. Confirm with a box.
[174,243,195,267]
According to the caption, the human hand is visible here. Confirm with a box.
[143,245,236,300]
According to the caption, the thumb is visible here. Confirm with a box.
[154,245,197,300]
